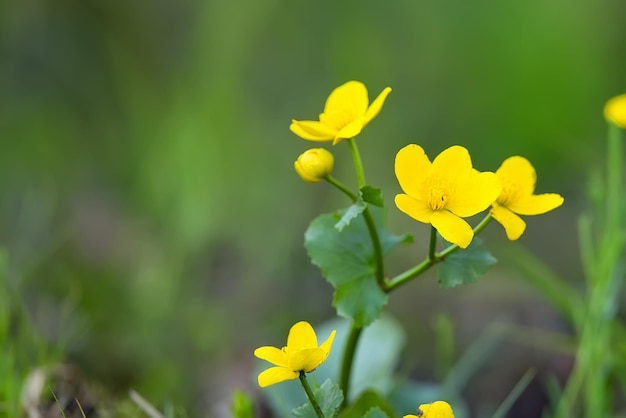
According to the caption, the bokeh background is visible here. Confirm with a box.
[1,0,625,416]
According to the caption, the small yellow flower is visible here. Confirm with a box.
[394,144,502,249]
[604,94,626,128]
[294,148,334,183]
[290,81,392,145]
[254,321,336,388]
[403,400,455,418]
[490,156,564,240]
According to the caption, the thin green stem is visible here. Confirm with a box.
[299,372,325,418]
[428,226,437,260]
[347,138,366,188]
[339,323,362,408]
[325,175,358,202]
[363,209,386,288]
[384,214,493,292]
[345,138,386,286]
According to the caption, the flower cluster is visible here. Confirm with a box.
[395,145,564,247]
[252,80,567,417]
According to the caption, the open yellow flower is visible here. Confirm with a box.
[490,156,564,240]
[254,321,336,387]
[604,94,626,128]
[403,400,455,418]
[394,144,502,249]
[290,81,392,145]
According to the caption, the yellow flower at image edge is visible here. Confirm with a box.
[404,400,455,418]
[254,321,336,387]
[394,144,502,249]
[604,94,626,128]
[294,148,334,183]
[290,80,392,145]
[491,156,564,240]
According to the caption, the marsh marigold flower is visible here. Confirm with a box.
[490,156,564,240]
[394,144,502,249]
[254,321,336,387]
[404,400,455,418]
[290,81,392,145]
[294,148,334,183]
[604,94,626,128]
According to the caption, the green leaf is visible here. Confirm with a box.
[335,200,366,231]
[292,379,344,418]
[338,390,395,418]
[305,208,411,327]
[361,407,390,418]
[360,186,384,207]
[437,237,497,288]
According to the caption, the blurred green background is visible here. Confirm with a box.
[1,0,625,416]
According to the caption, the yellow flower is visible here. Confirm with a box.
[604,94,626,128]
[490,156,564,240]
[403,400,455,418]
[294,148,334,183]
[290,81,392,145]
[254,321,336,388]
[394,144,502,249]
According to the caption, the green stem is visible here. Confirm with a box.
[363,209,386,288]
[326,175,358,202]
[428,226,437,260]
[384,214,493,292]
[347,138,366,188]
[299,372,325,418]
[339,323,363,408]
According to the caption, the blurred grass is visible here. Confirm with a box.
[1,0,625,415]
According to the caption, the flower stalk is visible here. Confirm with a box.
[339,323,363,408]
[384,215,493,292]
[299,372,325,418]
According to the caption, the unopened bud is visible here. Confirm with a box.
[294,148,334,183]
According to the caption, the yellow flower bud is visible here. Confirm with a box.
[604,94,626,128]
[294,148,334,183]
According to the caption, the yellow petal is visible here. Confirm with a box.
[395,144,432,198]
[334,116,365,144]
[288,348,326,372]
[604,94,626,128]
[431,145,473,185]
[508,193,564,215]
[318,329,336,358]
[403,416,419,418]
[290,120,337,141]
[417,400,455,418]
[430,210,474,248]
[294,160,319,183]
[257,366,299,387]
[324,81,369,118]
[254,346,289,367]
[447,171,501,217]
[491,204,526,240]
[363,87,392,126]
[395,194,434,224]
[287,321,318,351]
[496,156,536,199]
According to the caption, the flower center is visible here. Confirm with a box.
[321,108,355,130]
[423,176,453,211]
[496,178,519,206]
